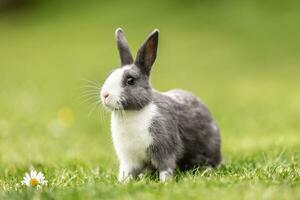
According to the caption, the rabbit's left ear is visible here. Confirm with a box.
[135,29,159,76]
[115,28,134,66]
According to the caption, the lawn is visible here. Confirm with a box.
[0,0,299,199]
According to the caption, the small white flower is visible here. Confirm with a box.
[21,170,48,188]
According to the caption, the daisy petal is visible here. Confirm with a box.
[37,172,42,179]
[22,170,48,189]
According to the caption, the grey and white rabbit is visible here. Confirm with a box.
[100,28,222,182]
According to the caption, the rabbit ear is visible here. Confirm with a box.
[115,28,134,66]
[135,29,159,76]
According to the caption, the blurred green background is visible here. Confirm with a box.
[0,0,299,199]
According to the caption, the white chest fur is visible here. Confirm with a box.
[111,103,157,168]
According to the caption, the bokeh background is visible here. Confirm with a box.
[0,0,299,199]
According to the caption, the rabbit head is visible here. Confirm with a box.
[101,28,159,110]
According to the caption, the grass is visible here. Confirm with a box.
[0,0,299,199]
[1,151,299,199]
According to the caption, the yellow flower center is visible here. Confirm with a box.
[30,178,39,187]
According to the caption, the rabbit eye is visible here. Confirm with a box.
[126,77,135,85]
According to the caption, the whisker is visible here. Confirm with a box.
[97,101,106,122]
[77,84,100,105]
[78,92,99,100]
[117,98,127,119]
[80,83,101,88]
[80,87,99,91]
[88,102,100,118]
[81,79,101,87]
[77,79,108,122]
[89,101,100,115]
[79,87,100,94]
[77,90,99,99]
[78,95,100,105]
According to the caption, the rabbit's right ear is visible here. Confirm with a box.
[115,28,134,66]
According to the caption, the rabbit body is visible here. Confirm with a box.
[101,28,222,182]
[111,102,157,181]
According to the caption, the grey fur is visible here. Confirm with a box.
[115,28,134,66]
[135,29,159,76]
[105,28,222,181]
[150,90,221,172]
[119,65,152,110]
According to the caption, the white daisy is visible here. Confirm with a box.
[21,170,48,188]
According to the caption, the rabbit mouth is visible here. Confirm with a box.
[103,104,124,111]
[102,98,124,111]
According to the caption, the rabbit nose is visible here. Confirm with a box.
[102,92,110,99]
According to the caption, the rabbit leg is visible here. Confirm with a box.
[149,151,177,182]
[159,167,174,182]
[118,162,144,182]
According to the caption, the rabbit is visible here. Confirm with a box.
[100,28,222,182]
